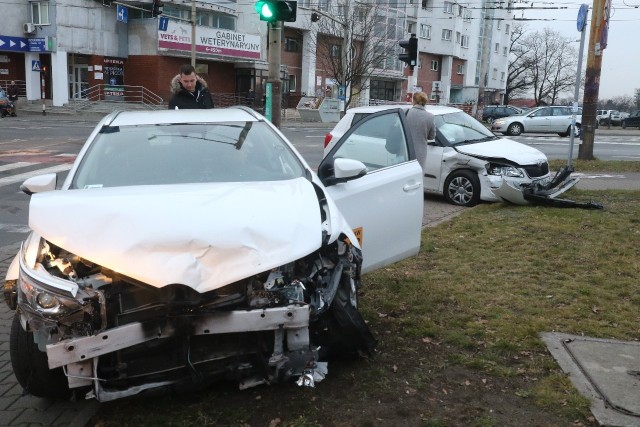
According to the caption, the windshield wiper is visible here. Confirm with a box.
[455,135,498,145]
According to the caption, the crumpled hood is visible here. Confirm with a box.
[455,138,546,165]
[29,178,323,293]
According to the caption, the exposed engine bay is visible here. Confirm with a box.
[13,235,376,402]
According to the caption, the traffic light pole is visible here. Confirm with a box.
[268,21,282,128]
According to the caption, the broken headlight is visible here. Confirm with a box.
[486,163,524,178]
[17,268,84,319]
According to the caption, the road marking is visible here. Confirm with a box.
[0,162,36,172]
[572,172,626,179]
[0,224,31,233]
[0,164,72,187]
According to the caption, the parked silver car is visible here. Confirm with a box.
[491,106,581,137]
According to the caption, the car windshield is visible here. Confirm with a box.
[434,112,496,145]
[72,121,306,189]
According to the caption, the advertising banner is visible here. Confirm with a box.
[158,21,261,60]
[103,57,125,101]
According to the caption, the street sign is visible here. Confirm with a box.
[27,38,47,52]
[117,5,128,23]
[158,16,169,31]
[337,85,345,101]
[576,4,588,32]
[0,35,51,52]
[32,60,41,72]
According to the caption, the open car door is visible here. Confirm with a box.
[318,109,423,273]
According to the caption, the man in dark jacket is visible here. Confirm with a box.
[168,64,215,109]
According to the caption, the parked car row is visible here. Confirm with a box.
[622,110,640,129]
[481,105,523,124]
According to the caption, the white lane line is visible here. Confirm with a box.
[0,224,31,233]
[0,164,72,187]
[0,162,37,172]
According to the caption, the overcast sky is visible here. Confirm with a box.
[515,0,640,100]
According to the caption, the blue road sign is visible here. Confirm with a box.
[577,4,588,32]
[117,5,128,23]
[32,60,41,72]
[28,38,47,52]
[158,16,169,31]
[0,35,29,52]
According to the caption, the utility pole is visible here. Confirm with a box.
[476,0,492,116]
[191,0,196,66]
[579,0,609,160]
[268,21,283,128]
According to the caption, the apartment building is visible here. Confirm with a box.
[0,0,511,108]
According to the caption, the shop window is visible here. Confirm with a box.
[285,37,301,52]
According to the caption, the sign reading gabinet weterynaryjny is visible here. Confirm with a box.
[158,21,261,60]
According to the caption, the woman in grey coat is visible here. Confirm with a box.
[405,91,436,172]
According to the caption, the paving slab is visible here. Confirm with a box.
[541,332,640,427]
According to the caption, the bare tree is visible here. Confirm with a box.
[599,95,635,112]
[505,23,532,104]
[509,28,578,106]
[308,0,400,109]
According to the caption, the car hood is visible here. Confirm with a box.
[28,178,323,293]
[455,138,547,165]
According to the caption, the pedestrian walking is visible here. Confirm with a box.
[168,64,215,110]
[6,81,19,116]
[405,91,436,172]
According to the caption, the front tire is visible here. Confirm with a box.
[507,123,523,136]
[444,170,481,207]
[10,314,70,399]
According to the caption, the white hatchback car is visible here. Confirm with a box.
[4,107,425,402]
[491,105,582,137]
[324,105,561,207]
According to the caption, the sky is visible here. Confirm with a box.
[515,0,640,100]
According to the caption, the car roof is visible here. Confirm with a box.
[103,107,261,127]
[344,104,462,116]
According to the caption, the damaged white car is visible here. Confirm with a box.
[324,105,578,207]
[3,107,424,402]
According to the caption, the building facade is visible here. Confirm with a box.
[0,0,511,108]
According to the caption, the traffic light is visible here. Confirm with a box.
[398,34,418,69]
[152,0,164,17]
[254,0,297,22]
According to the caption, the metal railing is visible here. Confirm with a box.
[0,80,26,97]
[71,84,164,111]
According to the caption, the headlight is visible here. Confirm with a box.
[487,163,524,178]
[17,268,84,318]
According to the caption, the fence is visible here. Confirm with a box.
[71,84,164,111]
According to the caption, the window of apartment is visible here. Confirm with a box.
[318,0,329,12]
[288,75,297,92]
[463,9,471,21]
[285,37,300,52]
[431,60,439,71]
[443,1,454,14]
[497,20,501,30]
[164,6,191,22]
[407,23,415,34]
[503,46,508,56]
[30,1,50,25]
[457,64,464,74]
[492,68,497,80]
[442,29,452,41]
[461,35,469,48]
[196,12,236,30]
[456,32,461,44]
[495,43,499,53]
[330,44,341,58]
[420,24,431,39]
[505,24,510,34]
[501,72,505,81]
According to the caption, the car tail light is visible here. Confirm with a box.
[324,133,333,149]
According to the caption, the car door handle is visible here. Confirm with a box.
[403,182,421,192]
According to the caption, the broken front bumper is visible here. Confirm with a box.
[40,304,317,401]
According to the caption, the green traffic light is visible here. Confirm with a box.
[254,0,275,21]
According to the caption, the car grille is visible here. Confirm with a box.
[523,162,549,178]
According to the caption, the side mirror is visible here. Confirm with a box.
[333,158,367,181]
[20,173,57,195]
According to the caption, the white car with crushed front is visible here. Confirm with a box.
[324,105,574,207]
[3,107,425,402]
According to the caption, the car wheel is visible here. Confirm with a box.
[444,170,481,207]
[507,123,523,136]
[574,124,581,137]
[486,116,494,124]
[10,315,70,399]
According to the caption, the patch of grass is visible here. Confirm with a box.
[549,158,640,172]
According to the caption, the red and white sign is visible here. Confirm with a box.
[158,22,261,60]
